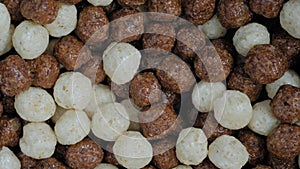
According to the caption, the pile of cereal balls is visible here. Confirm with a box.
[0,0,300,168]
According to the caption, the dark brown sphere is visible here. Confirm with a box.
[0,116,22,147]
[152,140,179,169]
[183,0,215,25]
[252,165,272,169]
[148,0,182,22]
[35,158,67,169]
[117,0,146,8]
[249,0,284,18]
[78,55,106,84]
[2,0,23,21]
[268,153,297,169]
[18,152,38,169]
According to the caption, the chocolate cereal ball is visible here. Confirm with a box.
[2,0,23,21]
[268,153,297,169]
[54,35,92,70]
[252,165,272,169]
[217,0,253,29]
[78,55,106,84]
[0,116,22,147]
[249,0,284,18]
[20,0,59,24]
[58,0,82,4]
[183,0,215,25]
[0,55,31,97]
[244,44,288,84]
[148,0,182,22]
[65,138,104,169]
[36,158,67,169]
[271,84,300,124]
[17,152,37,169]
[152,140,179,169]
[117,0,146,8]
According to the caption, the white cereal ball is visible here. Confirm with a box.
[14,87,56,122]
[20,123,57,159]
[103,42,141,85]
[120,99,141,131]
[55,109,90,145]
[45,3,77,38]
[51,106,67,124]
[176,127,208,165]
[280,0,300,39]
[172,165,193,169]
[87,0,113,6]
[92,102,130,141]
[0,147,21,169]
[113,131,153,169]
[214,90,253,130]
[248,100,280,136]
[266,70,300,98]
[208,135,249,169]
[13,20,49,60]
[94,163,118,169]
[0,3,10,35]
[53,72,93,110]
[233,23,270,56]
[198,15,227,39]
[0,25,14,55]
[192,81,226,113]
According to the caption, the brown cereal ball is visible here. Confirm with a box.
[152,140,179,169]
[78,55,106,84]
[183,0,215,25]
[17,152,38,169]
[117,0,146,8]
[20,0,59,25]
[217,0,253,29]
[110,8,144,42]
[36,158,67,169]
[267,124,300,160]
[2,0,23,21]
[76,6,109,44]
[65,138,104,169]
[58,0,82,5]
[249,0,284,19]
[244,44,288,84]
[148,0,182,22]
[156,55,195,94]
[194,45,233,82]
[193,158,218,169]
[0,55,31,97]
[162,88,180,106]
[228,64,263,102]
[0,116,22,147]
[130,72,162,108]
[271,84,300,124]
[142,23,175,52]
[252,165,272,169]
[211,39,236,56]
[26,54,60,89]
[174,27,206,60]
[268,153,297,169]
[53,35,92,71]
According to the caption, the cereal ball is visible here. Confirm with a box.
[53,72,93,110]
[36,158,67,169]
[51,106,66,124]
[268,153,297,169]
[152,140,179,169]
[45,3,77,38]
[208,135,249,169]
[17,152,37,169]
[20,0,58,24]
[0,147,21,169]
[198,15,227,40]
[192,81,226,113]
[214,90,252,130]
[142,23,176,52]
[76,6,109,44]
[271,84,300,124]
[0,116,21,147]
[183,0,215,25]
[143,165,157,169]
[162,88,180,106]
[103,42,141,85]
[148,0,181,22]
[228,64,263,102]
[248,100,280,136]
[78,55,106,84]
[176,127,208,165]
[121,99,141,131]
[252,165,272,169]
[266,70,300,99]
[217,0,252,29]
[117,0,145,7]
[280,0,300,39]
[267,124,300,160]
[233,23,270,56]
[156,55,195,93]
[66,138,104,169]
[172,165,192,169]
[58,0,82,5]
[54,35,92,70]
[245,44,287,84]
[2,0,23,21]
[13,20,49,60]
[14,87,56,122]
[95,163,118,169]
[113,131,153,169]
[20,123,57,159]
[0,25,14,56]
[87,0,113,6]
[249,0,284,18]
[193,158,218,169]
[91,102,130,141]
[0,3,10,34]
[54,109,90,145]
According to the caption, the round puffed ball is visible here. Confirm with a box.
[53,72,93,110]
[152,140,179,169]
[121,99,141,131]
[0,24,14,56]
[148,0,181,22]
[248,100,280,136]
[117,0,145,8]
[103,42,141,85]
[13,20,49,60]
[233,23,270,56]
[176,127,208,165]
[45,3,77,38]
[95,163,118,169]
[92,102,130,141]
[17,152,37,169]
[192,81,226,113]
[198,15,227,40]
[268,153,297,169]
[54,109,90,145]
[35,158,67,169]
[183,0,215,25]
[266,69,300,98]
[0,147,21,169]
[214,90,252,130]
[1,0,23,21]
[113,131,153,169]
[0,3,11,35]
[51,105,66,124]
[172,165,192,169]
[88,0,113,6]
[78,55,106,84]
[280,0,300,39]
[20,122,57,159]
[208,135,249,169]
[0,116,22,147]
[249,0,284,18]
